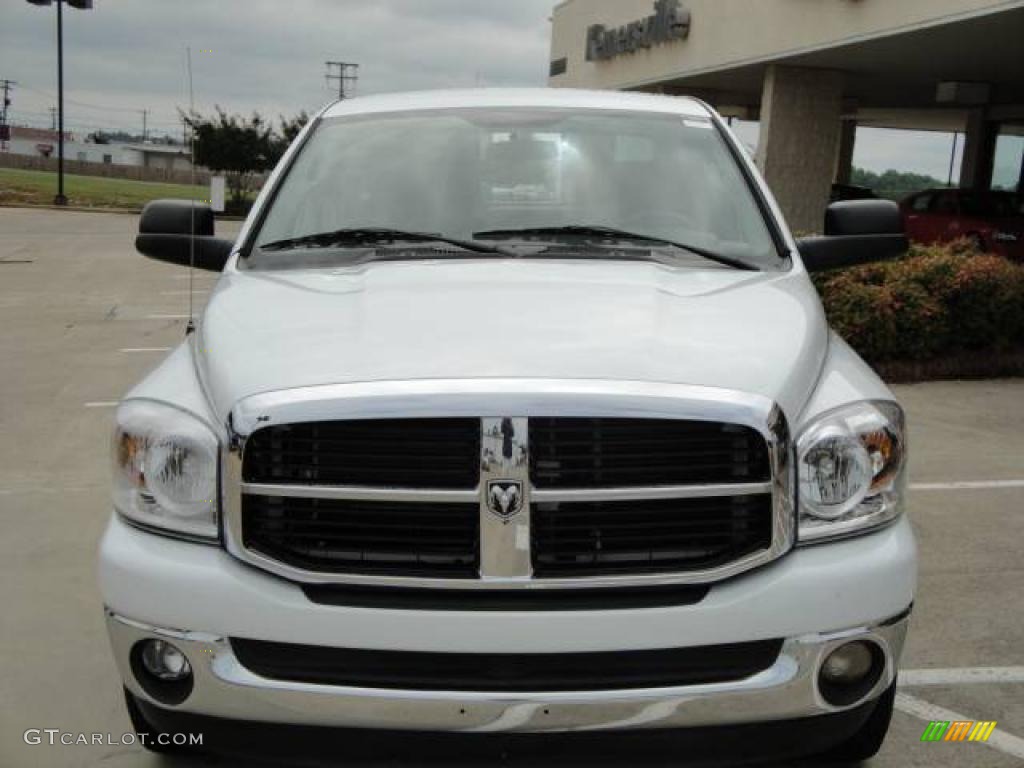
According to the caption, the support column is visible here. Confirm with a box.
[959,108,997,191]
[755,65,844,234]
[835,119,857,186]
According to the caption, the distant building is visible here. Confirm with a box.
[1,125,193,172]
[123,143,194,174]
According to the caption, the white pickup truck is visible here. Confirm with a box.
[101,89,916,763]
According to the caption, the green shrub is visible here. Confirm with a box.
[813,241,1024,364]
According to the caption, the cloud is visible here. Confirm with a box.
[5,0,556,135]
[4,0,982,180]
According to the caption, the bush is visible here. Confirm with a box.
[813,241,1024,365]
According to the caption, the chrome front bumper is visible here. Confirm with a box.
[106,610,908,734]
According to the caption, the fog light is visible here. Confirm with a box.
[140,639,192,681]
[130,638,195,706]
[822,641,873,684]
[818,640,883,706]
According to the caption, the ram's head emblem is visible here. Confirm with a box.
[487,480,524,520]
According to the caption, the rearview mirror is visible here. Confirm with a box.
[797,200,908,273]
[135,200,235,272]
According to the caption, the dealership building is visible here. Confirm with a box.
[549,0,1024,231]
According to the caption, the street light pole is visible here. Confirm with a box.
[55,0,66,205]
[27,0,92,205]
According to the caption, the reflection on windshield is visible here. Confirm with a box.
[253,108,780,269]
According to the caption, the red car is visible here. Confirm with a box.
[900,188,1023,260]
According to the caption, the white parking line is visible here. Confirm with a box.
[84,401,119,408]
[896,691,1024,759]
[910,480,1024,491]
[901,667,1024,686]
[119,347,172,353]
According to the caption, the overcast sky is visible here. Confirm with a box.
[2,0,1001,181]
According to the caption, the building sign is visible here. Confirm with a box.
[585,0,691,62]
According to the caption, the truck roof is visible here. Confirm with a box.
[320,88,714,120]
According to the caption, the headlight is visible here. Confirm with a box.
[797,401,906,543]
[112,400,220,541]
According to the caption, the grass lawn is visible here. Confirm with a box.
[0,167,209,210]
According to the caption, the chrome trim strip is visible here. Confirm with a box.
[106,610,908,733]
[479,417,532,580]
[242,482,770,504]
[531,482,773,504]
[241,483,479,504]
[222,379,795,590]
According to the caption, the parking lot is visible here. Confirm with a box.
[1,207,1023,767]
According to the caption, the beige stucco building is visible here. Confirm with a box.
[549,0,1024,231]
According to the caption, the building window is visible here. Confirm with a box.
[103,154,113,164]
[549,58,568,77]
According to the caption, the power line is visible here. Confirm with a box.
[325,61,358,100]
[18,83,155,114]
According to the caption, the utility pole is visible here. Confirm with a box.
[0,79,14,150]
[325,61,358,100]
[140,108,149,142]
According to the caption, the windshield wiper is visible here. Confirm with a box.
[259,228,517,256]
[473,225,758,271]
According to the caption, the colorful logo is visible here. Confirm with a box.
[921,721,997,742]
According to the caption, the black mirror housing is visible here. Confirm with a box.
[135,199,234,272]
[825,200,903,237]
[799,200,908,273]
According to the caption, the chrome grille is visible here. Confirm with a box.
[226,381,793,591]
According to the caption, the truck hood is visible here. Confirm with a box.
[197,259,828,421]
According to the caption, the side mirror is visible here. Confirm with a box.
[797,200,908,273]
[135,200,235,272]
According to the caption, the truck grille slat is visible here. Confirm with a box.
[243,496,479,577]
[530,418,770,488]
[243,418,480,490]
[532,496,772,577]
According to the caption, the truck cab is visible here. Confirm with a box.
[102,89,915,763]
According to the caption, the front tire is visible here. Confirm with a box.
[817,679,896,763]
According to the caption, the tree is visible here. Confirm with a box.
[181,108,310,210]
[275,111,309,156]
[850,167,948,202]
[182,108,276,207]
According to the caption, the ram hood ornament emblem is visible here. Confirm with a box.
[487,480,524,520]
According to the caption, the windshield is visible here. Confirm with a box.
[250,107,781,269]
